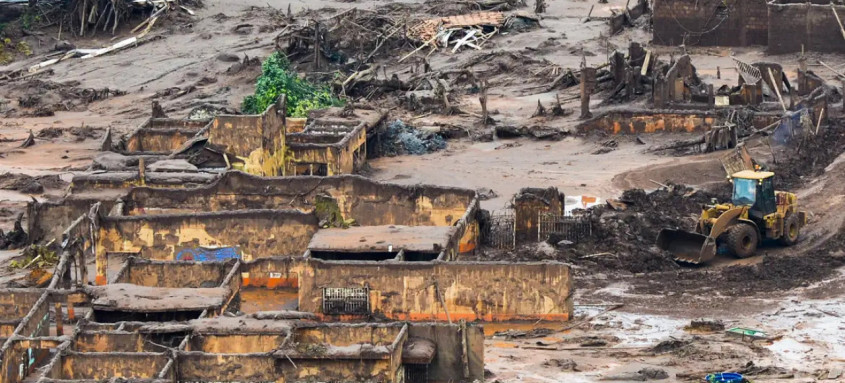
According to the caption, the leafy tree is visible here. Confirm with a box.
[242,52,342,117]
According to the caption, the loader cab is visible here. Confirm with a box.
[730,170,777,218]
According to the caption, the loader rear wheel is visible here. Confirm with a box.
[726,224,758,258]
[779,214,800,246]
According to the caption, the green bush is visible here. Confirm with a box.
[242,52,343,117]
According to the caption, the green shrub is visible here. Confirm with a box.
[242,52,343,117]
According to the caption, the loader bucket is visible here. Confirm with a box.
[656,229,718,264]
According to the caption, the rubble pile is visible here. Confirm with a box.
[773,116,845,189]
[378,120,446,156]
[564,184,726,273]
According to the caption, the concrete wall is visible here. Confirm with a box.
[293,324,401,347]
[188,334,287,353]
[124,172,480,254]
[579,109,786,135]
[287,123,367,176]
[115,258,229,288]
[209,97,286,176]
[176,352,397,383]
[768,1,845,54]
[296,260,573,322]
[124,118,208,153]
[74,332,161,353]
[1,338,57,383]
[514,188,565,243]
[125,172,476,227]
[0,289,43,322]
[653,0,768,46]
[95,210,318,284]
[57,352,169,380]
[27,198,111,245]
[578,109,715,134]
[408,324,485,382]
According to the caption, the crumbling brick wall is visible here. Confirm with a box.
[653,0,768,46]
[769,1,845,54]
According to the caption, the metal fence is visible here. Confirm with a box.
[537,213,592,243]
[488,210,515,250]
[322,287,370,315]
[404,364,428,383]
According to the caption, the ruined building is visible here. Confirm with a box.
[654,0,845,53]
[0,165,576,383]
[107,96,385,179]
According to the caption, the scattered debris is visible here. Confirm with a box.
[685,318,725,333]
[543,358,577,371]
[493,328,554,339]
[379,120,446,156]
[0,214,27,249]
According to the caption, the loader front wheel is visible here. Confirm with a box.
[726,224,758,258]
[779,214,800,246]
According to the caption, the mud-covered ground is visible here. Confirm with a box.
[1,0,845,381]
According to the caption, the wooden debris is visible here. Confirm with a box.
[20,130,35,148]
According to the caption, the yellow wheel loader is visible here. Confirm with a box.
[657,170,807,264]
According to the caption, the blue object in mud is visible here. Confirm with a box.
[705,372,744,383]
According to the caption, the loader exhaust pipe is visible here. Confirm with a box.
[657,229,718,264]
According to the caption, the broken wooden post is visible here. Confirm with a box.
[479,79,489,126]
[717,66,721,79]
[20,130,35,148]
[100,127,112,152]
[708,84,715,108]
[532,99,546,117]
[625,66,636,99]
[313,20,321,69]
[653,71,667,108]
[767,68,787,112]
[584,5,594,22]
[580,66,597,119]
[535,0,546,14]
[151,101,167,118]
[54,302,63,335]
[138,158,146,186]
